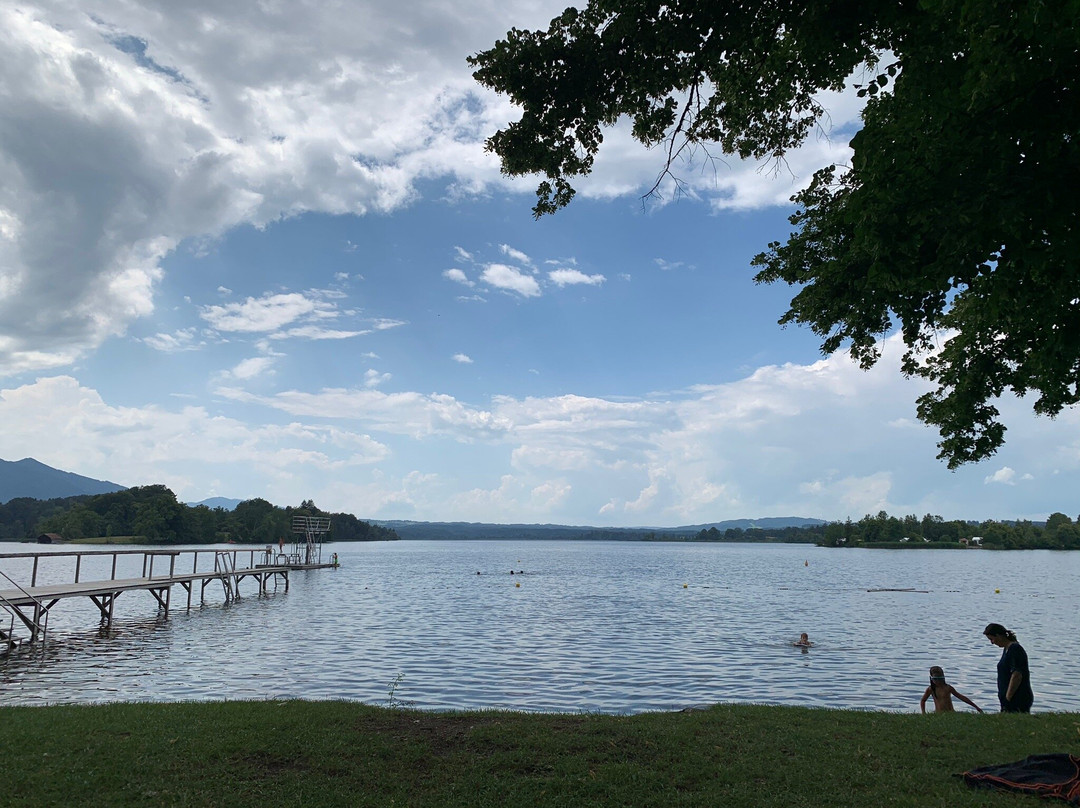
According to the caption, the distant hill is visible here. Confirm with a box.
[369,517,826,541]
[0,457,126,504]
[186,497,243,511]
[676,517,827,531]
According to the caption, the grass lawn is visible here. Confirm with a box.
[1,701,1077,807]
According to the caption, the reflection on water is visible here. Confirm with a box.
[1,541,1078,713]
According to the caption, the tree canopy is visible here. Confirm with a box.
[470,0,1080,466]
[2,486,398,544]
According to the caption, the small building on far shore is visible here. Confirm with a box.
[37,532,64,544]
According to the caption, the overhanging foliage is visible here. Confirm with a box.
[471,0,1080,465]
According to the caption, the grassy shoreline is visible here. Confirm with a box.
[1,700,1076,807]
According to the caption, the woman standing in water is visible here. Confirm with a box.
[983,623,1034,713]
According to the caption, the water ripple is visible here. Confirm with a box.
[1,541,1077,713]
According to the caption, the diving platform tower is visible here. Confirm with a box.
[291,515,331,565]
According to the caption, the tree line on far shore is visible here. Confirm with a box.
[695,511,1080,550]
[4,488,1075,550]
[0,485,398,544]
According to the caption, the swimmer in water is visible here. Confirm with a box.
[793,632,813,648]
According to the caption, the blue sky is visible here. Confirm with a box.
[0,1,1076,526]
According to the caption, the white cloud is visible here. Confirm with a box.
[0,375,390,501]
[216,384,513,440]
[6,329,1079,524]
[512,445,594,472]
[364,369,392,388]
[985,466,1017,485]
[499,244,532,266]
[458,244,606,294]
[232,331,1077,523]
[0,0,566,374]
[452,353,473,364]
[371,318,407,331]
[273,326,369,340]
[480,263,541,297]
[202,293,325,333]
[199,289,375,341]
[833,472,894,516]
[141,328,200,352]
[548,268,605,287]
[887,417,920,429]
[229,356,276,380]
[0,0,868,376]
[443,268,474,286]
[531,480,570,509]
[625,479,661,513]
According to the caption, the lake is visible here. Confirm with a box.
[0,540,1077,713]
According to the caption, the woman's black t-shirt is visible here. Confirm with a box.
[997,642,1034,712]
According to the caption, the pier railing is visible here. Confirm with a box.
[0,547,301,646]
[0,548,280,588]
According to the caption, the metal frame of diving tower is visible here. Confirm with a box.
[291,515,331,565]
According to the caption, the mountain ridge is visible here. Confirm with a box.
[0,457,126,503]
[369,516,826,540]
[186,497,243,510]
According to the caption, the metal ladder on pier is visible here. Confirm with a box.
[0,569,48,649]
[215,551,239,602]
[0,604,19,648]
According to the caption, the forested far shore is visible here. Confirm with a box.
[0,488,1075,550]
[694,511,1079,551]
[0,485,398,544]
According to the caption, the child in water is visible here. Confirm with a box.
[920,666,983,713]
[793,633,813,648]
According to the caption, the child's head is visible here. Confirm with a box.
[799,633,809,641]
[929,665,946,682]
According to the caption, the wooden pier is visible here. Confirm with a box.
[0,548,336,647]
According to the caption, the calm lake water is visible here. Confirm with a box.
[1,540,1077,713]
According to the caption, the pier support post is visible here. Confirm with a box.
[89,592,119,625]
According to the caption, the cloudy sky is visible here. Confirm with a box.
[0,0,1075,526]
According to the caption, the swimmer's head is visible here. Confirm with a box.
[929,665,945,681]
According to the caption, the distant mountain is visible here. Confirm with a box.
[0,457,126,503]
[369,517,826,541]
[676,517,827,531]
[186,497,243,511]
